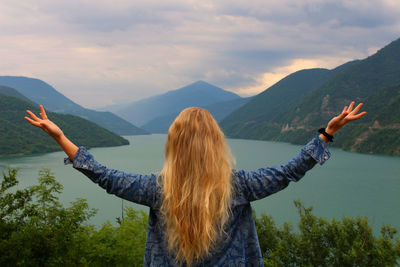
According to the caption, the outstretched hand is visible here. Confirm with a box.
[25,105,78,160]
[25,105,64,139]
[325,101,367,136]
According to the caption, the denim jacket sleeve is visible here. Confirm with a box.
[64,147,159,207]
[233,136,331,202]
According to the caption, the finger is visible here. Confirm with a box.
[24,116,41,127]
[342,106,347,113]
[339,111,349,119]
[350,103,363,115]
[354,111,367,119]
[347,101,355,112]
[26,110,41,121]
[39,105,48,120]
[348,111,367,121]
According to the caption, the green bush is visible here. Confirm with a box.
[0,168,147,266]
[255,200,400,266]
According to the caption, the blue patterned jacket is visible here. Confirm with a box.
[65,136,330,266]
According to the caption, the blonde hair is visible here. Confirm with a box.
[158,107,234,265]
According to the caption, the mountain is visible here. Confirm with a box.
[347,84,400,155]
[279,38,400,127]
[0,85,36,104]
[0,87,129,156]
[142,97,252,133]
[220,61,359,139]
[106,80,241,126]
[0,76,148,136]
[203,97,253,122]
[221,37,400,155]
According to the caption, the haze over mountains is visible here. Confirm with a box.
[0,76,147,136]
[0,85,36,105]
[102,80,245,127]
[141,96,251,133]
[0,76,252,155]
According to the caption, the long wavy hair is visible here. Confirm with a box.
[158,107,234,265]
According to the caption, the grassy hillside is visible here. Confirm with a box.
[0,91,129,156]
[0,76,148,136]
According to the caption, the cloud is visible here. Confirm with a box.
[234,55,360,96]
[0,0,399,108]
[214,0,397,28]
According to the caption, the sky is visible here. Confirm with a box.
[1,0,400,108]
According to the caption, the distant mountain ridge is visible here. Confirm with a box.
[142,97,252,133]
[3,37,399,156]
[221,37,400,155]
[105,80,241,126]
[0,87,129,156]
[0,76,148,136]
[0,85,36,105]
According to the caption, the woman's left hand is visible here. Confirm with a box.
[25,105,78,160]
[25,105,64,140]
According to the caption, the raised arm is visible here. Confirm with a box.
[235,101,366,202]
[25,105,78,160]
[25,105,158,207]
[67,147,159,207]
[235,136,328,202]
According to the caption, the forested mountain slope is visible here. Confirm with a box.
[221,37,400,155]
[0,90,129,156]
[220,61,358,139]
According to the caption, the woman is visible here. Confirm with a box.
[25,102,365,266]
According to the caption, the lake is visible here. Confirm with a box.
[1,134,399,234]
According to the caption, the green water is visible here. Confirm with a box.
[1,134,399,234]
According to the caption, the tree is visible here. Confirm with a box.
[0,168,96,266]
[254,200,400,266]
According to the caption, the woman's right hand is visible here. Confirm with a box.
[25,105,64,140]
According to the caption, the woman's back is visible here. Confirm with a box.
[158,108,234,265]
[68,134,329,266]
